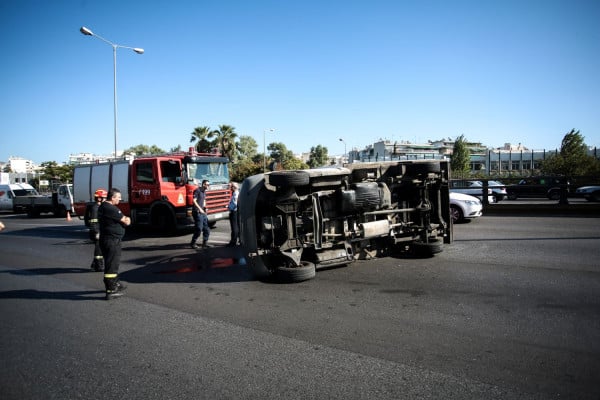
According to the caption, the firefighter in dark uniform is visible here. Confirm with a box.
[190,179,211,249]
[98,187,131,300]
[86,188,107,272]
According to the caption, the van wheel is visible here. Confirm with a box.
[269,171,310,187]
[275,261,316,283]
[411,238,443,257]
[407,162,441,175]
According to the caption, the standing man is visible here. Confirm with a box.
[190,179,211,249]
[99,188,131,300]
[86,188,107,272]
[227,182,239,247]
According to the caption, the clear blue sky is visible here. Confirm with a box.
[1,0,599,165]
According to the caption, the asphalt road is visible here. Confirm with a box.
[0,211,599,399]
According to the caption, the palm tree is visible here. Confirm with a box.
[190,126,213,153]
[211,124,239,161]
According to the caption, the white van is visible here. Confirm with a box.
[0,183,38,212]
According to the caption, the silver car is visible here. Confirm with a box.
[473,180,507,202]
[575,185,600,202]
[450,192,482,223]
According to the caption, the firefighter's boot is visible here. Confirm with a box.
[93,258,104,272]
[104,277,123,300]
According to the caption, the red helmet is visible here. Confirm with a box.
[94,188,108,198]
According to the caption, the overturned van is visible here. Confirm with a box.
[239,160,453,283]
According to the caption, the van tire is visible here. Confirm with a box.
[411,238,443,257]
[275,261,316,283]
[269,171,310,187]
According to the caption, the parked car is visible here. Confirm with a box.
[469,180,507,202]
[449,192,482,223]
[450,180,495,203]
[505,176,569,200]
[575,185,600,202]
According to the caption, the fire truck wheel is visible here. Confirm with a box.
[410,238,443,257]
[152,210,176,234]
[275,261,316,283]
[268,171,310,188]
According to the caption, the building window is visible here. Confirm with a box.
[470,162,484,171]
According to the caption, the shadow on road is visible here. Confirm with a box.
[1,267,93,275]
[120,245,255,284]
[0,289,105,301]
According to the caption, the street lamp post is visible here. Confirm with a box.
[263,128,275,173]
[339,138,347,164]
[80,26,144,158]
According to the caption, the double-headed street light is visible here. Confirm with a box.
[80,26,144,158]
[339,138,347,164]
[263,128,275,173]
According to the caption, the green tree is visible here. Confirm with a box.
[229,135,261,181]
[190,126,214,153]
[450,134,471,178]
[40,161,74,184]
[210,124,238,161]
[268,142,292,169]
[230,158,262,182]
[267,142,308,170]
[284,157,309,170]
[237,135,258,160]
[307,145,329,168]
[123,144,165,156]
[541,129,599,176]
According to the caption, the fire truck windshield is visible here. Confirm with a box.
[187,162,230,185]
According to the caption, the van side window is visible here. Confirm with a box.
[136,162,154,183]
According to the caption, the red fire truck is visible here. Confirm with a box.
[73,149,231,233]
